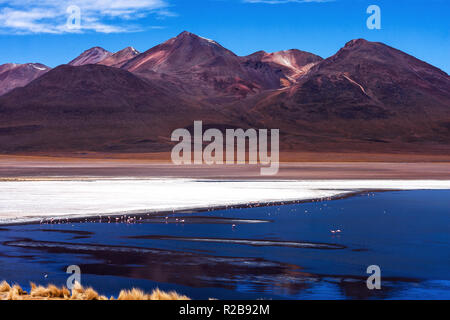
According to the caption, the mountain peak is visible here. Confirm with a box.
[178,31,193,37]
[247,51,268,59]
[98,47,140,68]
[91,46,107,50]
[123,31,236,73]
[0,62,51,96]
[246,49,323,80]
[69,47,112,66]
[127,47,140,55]
[117,46,140,55]
[344,38,370,48]
[79,47,110,55]
[24,63,50,71]
[175,31,200,41]
[173,31,219,46]
[322,37,449,79]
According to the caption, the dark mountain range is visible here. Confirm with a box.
[0,65,232,151]
[0,33,448,155]
[0,64,224,152]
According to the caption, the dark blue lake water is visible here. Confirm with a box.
[0,190,449,300]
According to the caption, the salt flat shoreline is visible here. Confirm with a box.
[2,157,450,226]
[0,187,361,227]
[1,178,450,226]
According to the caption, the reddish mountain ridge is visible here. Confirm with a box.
[0,33,448,155]
[98,47,140,68]
[0,63,51,96]
[0,46,134,96]
[123,31,236,73]
[244,39,450,153]
[68,47,113,66]
[246,49,323,84]
[122,31,319,98]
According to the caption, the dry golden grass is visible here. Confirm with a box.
[0,281,190,301]
[117,288,190,301]
[0,281,11,293]
[30,283,72,300]
[70,282,108,300]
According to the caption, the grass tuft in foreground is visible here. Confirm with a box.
[0,281,190,301]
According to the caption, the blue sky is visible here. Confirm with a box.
[0,0,448,73]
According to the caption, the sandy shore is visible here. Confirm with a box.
[1,155,450,180]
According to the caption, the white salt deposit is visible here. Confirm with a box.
[0,179,449,224]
